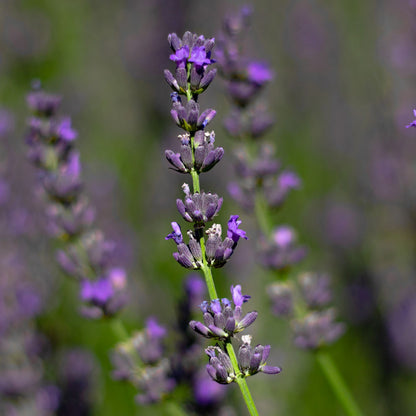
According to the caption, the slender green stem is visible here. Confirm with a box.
[225,341,260,416]
[110,317,129,341]
[254,189,273,237]
[165,401,189,416]
[183,66,259,416]
[316,350,365,416]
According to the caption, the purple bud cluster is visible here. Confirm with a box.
[268,273,345,350]
[111,317,175,404]
[259,225,307,271]
[25,89,128,319]
[164,31,281,391]
[215,7,301,224]
[166,214,248,269]
[165,32,216,96]
[205,335,281,385]
[190,285,257,340]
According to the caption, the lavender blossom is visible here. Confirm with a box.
[259,225,307,271]
[164,30,280,412]
[189,285,257,340]
[267,283,294,317]
[176,184,223,224]
[111,318,175,404]
[292,309,345,350]
[25,89,128,318]
[237,335,281,376]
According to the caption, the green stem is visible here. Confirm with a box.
[183,65,259,416]
[110,318,129,341]
[254,189,273,237]
[165,401,189,416]
[316,350,365,416]
[225,341,260,416]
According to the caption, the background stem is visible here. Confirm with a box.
[316,350,365,416]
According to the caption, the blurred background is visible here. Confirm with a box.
[1,0,416,415]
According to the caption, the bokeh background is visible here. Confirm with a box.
[1,0,416,415]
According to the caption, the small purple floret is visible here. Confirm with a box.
[169,45,190,68]
[247,62,273,85]
[231,285,250,307]
[189,46,215,68]
[57,117,78,142]
[165,222,183,244]
[227,215,248,243]
[80,277,114,305]
[146,316,167,339]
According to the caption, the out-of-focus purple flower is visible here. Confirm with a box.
[26,91,61,116]
[56,117,77,142]
[193,369,227,406]
[146,316,167,339]
[56,349,95,416]
[387,293,416,371]
[406,109,416,128]
[273,226,295,248]
[278,171,301,191]
[184,273,206,303]
[227,215,248,243]
[259,225,306,271]
[80,277,114,306]
[247,61,273,85]
[298,273,332,309]
[267,283,294,317]
[293,309,345,350]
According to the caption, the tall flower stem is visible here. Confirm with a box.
[316,351,364,416]
[225,341,259,416]
[190,149,260,416]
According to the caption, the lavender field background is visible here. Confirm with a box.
[1,0,416,415]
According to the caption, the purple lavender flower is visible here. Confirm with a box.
[165,221,184,244]
[165,130,224,174]
[237,335,281,376]
[293,309,345,350]
[193,369,227,407]
[205,346,235,384]
[298,273,332,309]
[267,282,294,317]
[80,277,114,306]
[25,89,128,319]
[247,61,273,85]
[227,215,248,243]
[259,225,307,271]
[176,184,223,224]
[190,285,257,340]
[406,109,416,128]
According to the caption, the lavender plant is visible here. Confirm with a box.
[216,7,365,416]
[164,32,281,415]
[25,88,128,320]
